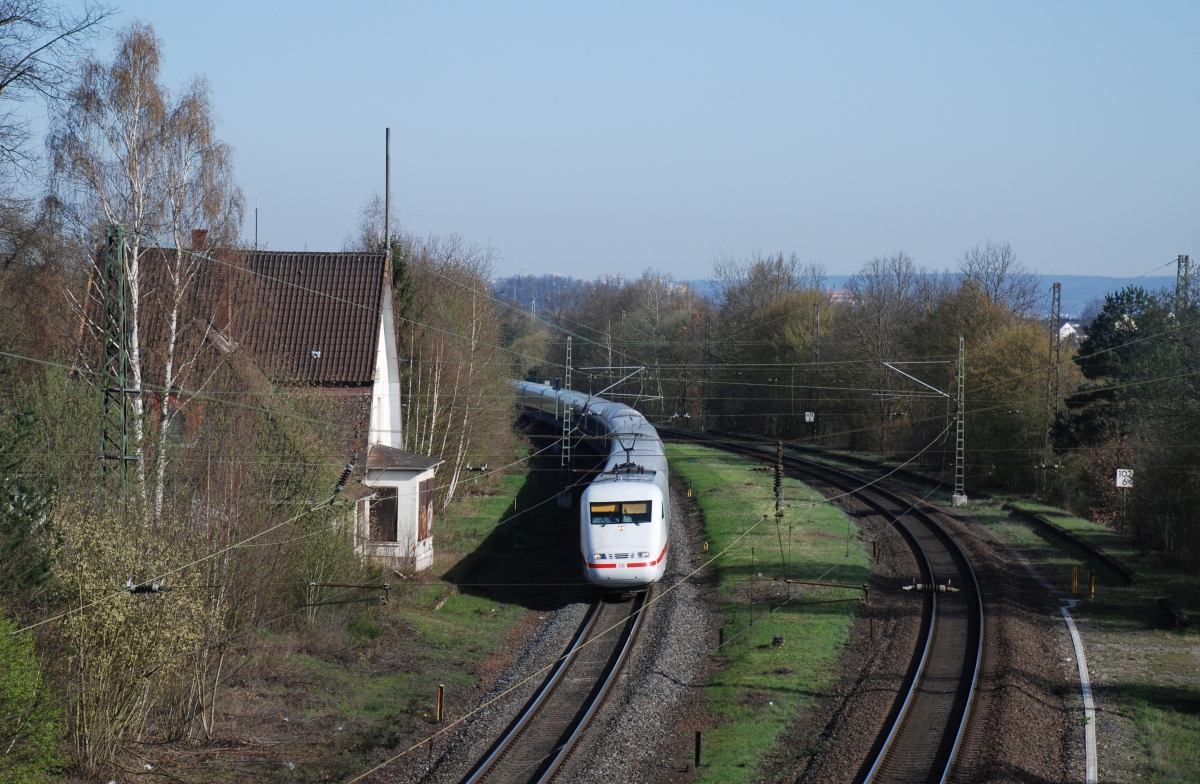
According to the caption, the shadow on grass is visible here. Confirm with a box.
[442,427,605,612]
[1105,681,1200,715]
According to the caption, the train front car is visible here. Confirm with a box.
[513,381,670,593]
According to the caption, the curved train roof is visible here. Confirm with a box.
[512,380,667,476]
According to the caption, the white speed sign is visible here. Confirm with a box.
[1115,468,1134,488]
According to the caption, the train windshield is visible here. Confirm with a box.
[589,501,652,525]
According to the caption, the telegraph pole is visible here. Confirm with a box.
[100,224,134,496]
[952,336,967,507]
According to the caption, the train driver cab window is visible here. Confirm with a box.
[590,501,653,525]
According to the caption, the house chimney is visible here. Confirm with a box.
[191,229,209,251]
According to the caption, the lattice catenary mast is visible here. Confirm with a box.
[99,224,135,495]
[952,336,967,507]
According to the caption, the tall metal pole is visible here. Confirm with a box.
[1045,282,1061,447]
[1176,254,1190,310]
[952,336,967,506]
[561,337,572,491]
[809,303,819,439]
[100,224,132,496]
[384,128,391,259]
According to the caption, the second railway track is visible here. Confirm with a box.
[461,591,647,784]
[663,430,984,784]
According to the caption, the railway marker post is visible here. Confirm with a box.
[436,684,444,723]
[1071,566,1079,595]
[695,731,702,768]
[1089,571,1096,599]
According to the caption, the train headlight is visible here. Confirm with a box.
[638,551,650,558]
[593,552,603,560]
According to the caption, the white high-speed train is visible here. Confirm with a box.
[514,381,669,592]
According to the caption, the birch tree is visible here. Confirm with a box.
[151,78,242,518]
[49,23,168,498]
[50,24,243,515]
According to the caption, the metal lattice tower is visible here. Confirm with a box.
[99,224,133,494]
[1176,255,1191,310]
[1045,281,1061,449]
[809,303,820,439]
[561,337,572,489]
[952,336,967,505]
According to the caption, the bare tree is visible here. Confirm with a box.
[958,240,1038,315]
[0,0,111,183]
[151,76,243,517]
[50,23,170,498]
[50,23,242,515]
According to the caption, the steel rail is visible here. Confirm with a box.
[460,601,603,784]
[460,591,648,784]
[662,429,984,784]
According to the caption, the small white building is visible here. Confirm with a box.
[357,274,443,570]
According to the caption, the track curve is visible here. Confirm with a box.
[661,430,983,784]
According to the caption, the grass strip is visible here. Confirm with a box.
[667,443,867,783]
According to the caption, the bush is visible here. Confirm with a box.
[0,614,61,783]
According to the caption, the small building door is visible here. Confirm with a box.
[418,479,433,541]
[370,488,398,541]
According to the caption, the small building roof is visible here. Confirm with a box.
[367,443,445,472]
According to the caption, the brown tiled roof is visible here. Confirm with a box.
[236,252,386,387]
[88,248,388,388]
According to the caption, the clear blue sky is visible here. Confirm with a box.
[110,1,1200,279]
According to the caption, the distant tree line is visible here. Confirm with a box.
[509,243,1199,568]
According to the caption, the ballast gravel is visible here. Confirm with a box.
[555,480,719,784]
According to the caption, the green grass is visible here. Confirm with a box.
[965,496,1200,782]
[667,444,868,783]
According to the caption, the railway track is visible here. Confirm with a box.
[663,430,984,784]
[460,591,647,784]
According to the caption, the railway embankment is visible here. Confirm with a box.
[962,497,1200,783]
[150,447,594,783]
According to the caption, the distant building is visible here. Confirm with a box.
[828,289,854,304]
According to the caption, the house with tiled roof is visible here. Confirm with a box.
[233,248,443,570]
[95,235,442,571]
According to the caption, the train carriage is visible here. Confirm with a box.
[514,381,670,591]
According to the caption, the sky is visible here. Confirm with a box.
[102,1,1200,280]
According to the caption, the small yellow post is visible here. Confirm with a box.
[1071,566,1078,595]
[1088,571,1096,599]
[703,542,709,553]
[436,684,444,723]
[688,487,693,498]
